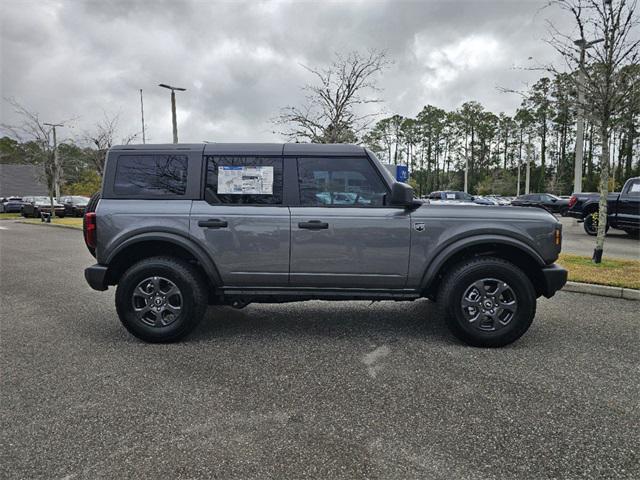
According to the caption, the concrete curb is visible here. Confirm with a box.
[563,281,640,301]
[15,220,82,231]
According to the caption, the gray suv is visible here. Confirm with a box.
[84,143,567,347]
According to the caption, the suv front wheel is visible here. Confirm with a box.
[437,257,536,347]
[115,256,207,343]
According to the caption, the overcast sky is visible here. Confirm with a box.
[1,0,576,145]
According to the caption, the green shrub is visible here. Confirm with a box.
[64,170,101,197]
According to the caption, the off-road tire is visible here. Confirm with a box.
[583,211,609,236]
[115,256,207,343]
[437,256,537,348]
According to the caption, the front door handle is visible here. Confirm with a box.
[298,220,329,230]
[198,219,228,229]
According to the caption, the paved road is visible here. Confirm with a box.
[1,223,639,479]
[559,217,639,260]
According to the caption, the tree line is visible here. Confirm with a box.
[363,69,639,197]
[0,107,138,197]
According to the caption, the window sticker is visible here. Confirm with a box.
[446,193,456,199]
[217,166,274,195]
[630,182,640,193]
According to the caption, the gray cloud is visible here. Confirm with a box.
[1,0,572,144]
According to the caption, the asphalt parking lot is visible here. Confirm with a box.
[1,222,639,479]
[559,217,640,260]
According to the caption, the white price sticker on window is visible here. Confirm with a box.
[218,166,274,195]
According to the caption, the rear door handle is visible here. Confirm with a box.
[298,220,329,230]
[198,219,228,229]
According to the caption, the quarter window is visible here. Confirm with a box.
[297,157,388,207]
[114,154,188,196]
[205,156,283,205]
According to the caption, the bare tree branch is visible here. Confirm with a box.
[273,50,391,143]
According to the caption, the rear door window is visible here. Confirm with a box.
[205,156,283,205]
[114,154,188,196]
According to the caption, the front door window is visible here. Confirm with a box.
[297,157,388,207]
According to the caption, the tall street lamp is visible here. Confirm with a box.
[158,83,186,144]
[43,122,63,219]
[572,37,603,194]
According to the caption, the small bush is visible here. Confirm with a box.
[64,170,101,197]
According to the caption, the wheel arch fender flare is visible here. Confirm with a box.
[419,234,546,292]
[104,231,222,286]
[582,200,600,216]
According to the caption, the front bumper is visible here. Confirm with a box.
[85,264,108,291]
[540,264,568,298]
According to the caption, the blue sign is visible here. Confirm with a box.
[396,165,409,182]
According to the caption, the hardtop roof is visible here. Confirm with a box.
[110,143,367,156]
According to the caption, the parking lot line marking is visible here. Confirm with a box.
[0,225,8,230]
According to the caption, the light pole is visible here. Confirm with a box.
[44,122,63,219]
[573,37,603,194]
[139,89,146,144]
[158,83,186,143]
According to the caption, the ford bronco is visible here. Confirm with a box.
[84,143,567,347]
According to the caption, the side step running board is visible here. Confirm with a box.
[218,287,421,303]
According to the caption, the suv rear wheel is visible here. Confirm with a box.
[437,257,536,347]
[115,256,207,343]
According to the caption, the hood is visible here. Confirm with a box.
[415,202,558,223]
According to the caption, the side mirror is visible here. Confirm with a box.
[551,198,558,202]
[389,182,414,206]
[470,196,476,201]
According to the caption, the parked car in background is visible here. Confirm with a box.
[427,191,498,205]
[567,177,640,237]
[511,193,570,215]
[0,197,26,213]
[486,195,512,206]
[429,191,474,202]
[59,195,90,217]
[473,196,499,206]
[21,196,66,218]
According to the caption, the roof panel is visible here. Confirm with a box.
[108,143,366,156]
[203,143,284,156]
[110,143,204,151]
[283,143,365,156]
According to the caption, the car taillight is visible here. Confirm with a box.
[568,195,577,208]
[84,212,97,249]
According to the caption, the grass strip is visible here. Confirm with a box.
[558,253,640,290]
[17,218,83,230]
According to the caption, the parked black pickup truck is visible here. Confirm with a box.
[567,177,640,236]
